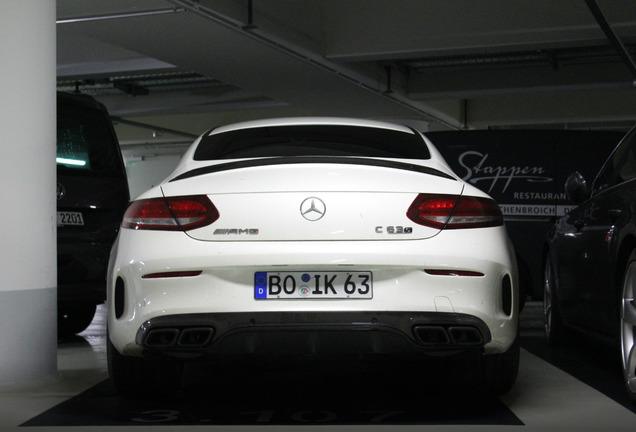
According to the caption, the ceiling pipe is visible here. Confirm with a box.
[168,0,461,129]
[585,0,636,86]
[56,7,186,25]
[111,117,199,140]
[242,0,258,31]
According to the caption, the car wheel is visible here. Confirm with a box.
[58,303,97,337]
[107,334,183,399]
[543,254,564,346]
[620,250,636,402]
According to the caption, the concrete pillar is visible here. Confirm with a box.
[0,1,57,385]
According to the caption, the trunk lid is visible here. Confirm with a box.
[161,160,462,241]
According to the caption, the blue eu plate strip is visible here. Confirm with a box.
[254,272,268,299]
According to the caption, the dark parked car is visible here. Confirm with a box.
[543,125,636,401]
[426,130,624,303]
[57,92,129,336]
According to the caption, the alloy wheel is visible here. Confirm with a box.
[543,257,555,339]
[621,255,636,399]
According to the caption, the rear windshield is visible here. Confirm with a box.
[194,125,431,160]
[57,101,124,176]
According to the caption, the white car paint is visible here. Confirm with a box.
[107,117,519,396]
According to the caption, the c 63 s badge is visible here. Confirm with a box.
[213,228,259,235]
[375,226,413,234]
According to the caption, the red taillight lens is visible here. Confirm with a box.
[407,194,503,229]
[122,195,219,231]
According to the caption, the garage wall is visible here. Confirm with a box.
[122,150,186,199]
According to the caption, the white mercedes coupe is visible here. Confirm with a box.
[107,117,519,397]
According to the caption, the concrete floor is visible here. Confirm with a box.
[1,303,635,431]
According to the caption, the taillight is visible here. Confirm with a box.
[122,195,219,231]
[407,194,503,229]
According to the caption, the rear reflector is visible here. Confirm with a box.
[407,194,503,229]
[425,269,484,277]
[122,195,219,231]
[142,271,203,279]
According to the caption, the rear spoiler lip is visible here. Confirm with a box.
[170,156,456,182]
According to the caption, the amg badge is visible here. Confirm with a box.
[213,228,259,235]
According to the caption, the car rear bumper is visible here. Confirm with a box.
[108,228,519,357]
[135,311,492,358]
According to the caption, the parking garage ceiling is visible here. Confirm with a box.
[56,0,636,144]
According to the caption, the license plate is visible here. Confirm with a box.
[57,211,84,226]
[255,271,372,299]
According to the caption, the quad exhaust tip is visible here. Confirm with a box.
[144,327,215,348]
[413,325,483,347]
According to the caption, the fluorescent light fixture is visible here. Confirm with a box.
[57,157,87,166]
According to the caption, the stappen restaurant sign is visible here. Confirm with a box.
[426,129,623,221]
[455,149,571,218]
[457,150,553,194]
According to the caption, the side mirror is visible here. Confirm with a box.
[565,171,589,204]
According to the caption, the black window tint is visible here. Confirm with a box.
[193,125,430,160]
[593,128,636,195]
[57,102,123,176]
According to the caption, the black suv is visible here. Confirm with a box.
[57,92,129,336]
[543,125,636,401]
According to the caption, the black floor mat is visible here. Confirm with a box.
[23,358,523,426]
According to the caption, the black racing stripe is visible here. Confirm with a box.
[169,156,456,182]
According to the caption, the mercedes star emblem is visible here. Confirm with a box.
[56,183,66,200]
[300,197,326,221]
